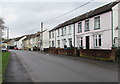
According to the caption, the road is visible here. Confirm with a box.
[5,50,118,82]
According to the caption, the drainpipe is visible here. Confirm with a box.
[74,23,75,47]
[118,2,120,47]
[111,10,114,48]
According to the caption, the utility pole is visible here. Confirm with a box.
[40,22,43,51]
[5,27,9,51]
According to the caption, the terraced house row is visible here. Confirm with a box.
[49,1,120,50]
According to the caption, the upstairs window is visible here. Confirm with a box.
[94,16,100,30]
[57,29,60,37]
[61,28,64,36]
[64,27,66,36]
[78,22,82,33]
[49,32,51,39]
[68,25,71,35]
[52,32,54,38]
[85,20,90,32]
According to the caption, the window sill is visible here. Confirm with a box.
[78,31,82,33]
[94,46,102,48]
[94,28,100,30]
[84,30,90,32]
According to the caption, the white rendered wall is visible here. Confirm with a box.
[75,12,112,50]
[55,24,75,48]
[43,30,49,49]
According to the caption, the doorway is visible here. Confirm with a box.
[86,36,89,49]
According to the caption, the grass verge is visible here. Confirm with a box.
[0,51,10,83]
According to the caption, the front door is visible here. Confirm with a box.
[86,36,89,49]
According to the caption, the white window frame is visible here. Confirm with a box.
[64,27,66,36]
[85,20,89,31]
[57,40,60,48]
[78,22,82,33]
[52,32,54,38]
[57,29,60,37]
[94,16,100,29]
[68,25,71,35]
[93,34,102,48]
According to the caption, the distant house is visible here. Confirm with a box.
[22,34,34,50]
[14,36,27,49]
[49,1,120,50]
[22,30,49,51]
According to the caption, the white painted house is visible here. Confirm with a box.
[75,1,120,50]
[42,29,49,49]
[49,1,120,50]
[49,24,75,48]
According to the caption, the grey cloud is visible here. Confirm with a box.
[2,2,107,38]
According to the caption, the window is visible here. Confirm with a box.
[85,20,90,31]
[64,27,66,36]
[52,32,54,38]
[49,41,51,47]
[94,16,100,30]
[93,35,102,47]
[57,40,60,48]
[68,25,71,35]
[49,32,51,39]
[52,41,54,47]
[57,29,60,37]
[78,22,82,33]
[61,28,64,36]
[77,37,83,47]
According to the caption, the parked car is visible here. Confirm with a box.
[1,46,7,52]
[14,47,18,50]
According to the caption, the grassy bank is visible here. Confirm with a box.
[0,52,2,84]
[0,51,10,83]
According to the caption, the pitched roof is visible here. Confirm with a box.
[49,1,120,32]
[22,30,47,41]
[14,36,25,41]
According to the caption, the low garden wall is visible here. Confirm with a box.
[80,48,116,60]
[48,48,78,56]
[46,47,117,61]
[48,48,58,54]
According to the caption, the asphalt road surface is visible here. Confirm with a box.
[5,50,118,82]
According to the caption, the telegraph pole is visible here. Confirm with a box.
[40,22,43,51]
[6,27,9,51]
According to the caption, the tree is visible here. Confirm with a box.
[0,18,5,39]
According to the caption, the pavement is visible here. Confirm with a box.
[3,52,32,82]
[3,50,119,82]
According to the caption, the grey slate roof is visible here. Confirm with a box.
[49,1,120,32]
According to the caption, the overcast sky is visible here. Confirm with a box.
[0,0,116,38]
